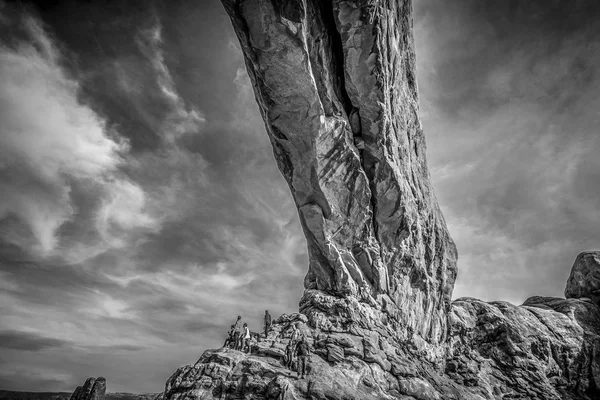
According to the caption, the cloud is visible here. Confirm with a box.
[0,330,71,351]
[0,12,157,260]
[414,0,600,303]
[134,21,205,143]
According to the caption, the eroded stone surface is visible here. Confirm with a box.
[69,378,106,400]
[448,297,600,399]
[222,0,456,356]
[565,251,600,306]
[158,1,600,399]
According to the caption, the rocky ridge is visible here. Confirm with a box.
[159,0,600,399]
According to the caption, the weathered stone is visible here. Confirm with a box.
[69,386,82,400]
[448,297,600,399]
[76,378,95,400]
[155,1,600,399]
[69,377,105,400]
[565,251,600,305]
[397,377,440,400]
[326,343,344,362]
[88,378,106,400]
[221,0,457,354]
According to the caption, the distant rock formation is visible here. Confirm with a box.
[0,389,160,400]
[159,0,600,399]
[69,378,105,400]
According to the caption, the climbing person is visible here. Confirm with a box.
[264,310,272,337]
[242,323,251,353]
[233,316,242,350]
[295,336,310,379]
[223,324,235,348]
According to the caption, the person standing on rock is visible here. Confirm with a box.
[242,323,251,353]
[264,310,272,337]
[295,336,310,379]
[284,340,295,370]
[233,316,242,350]
[289,322,300,347]
[223,324,235,348]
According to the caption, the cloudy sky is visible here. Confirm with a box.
[0,0,599,394]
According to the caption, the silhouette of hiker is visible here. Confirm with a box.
[223,324,235,348]
[264,310,272,337]
[232,316,242,350]
[295,336,310,379]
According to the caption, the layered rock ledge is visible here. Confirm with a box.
[158,1,599,399]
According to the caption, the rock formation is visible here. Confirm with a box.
[565,251,600,306]
[69,377,106,400]
[222,0,457,359]
[159,1,600,399]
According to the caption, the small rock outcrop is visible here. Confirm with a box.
[69,377,106,400]
[158,0,600,399]
[565,251,600,306]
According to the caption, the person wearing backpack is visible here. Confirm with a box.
[294,336,310,379]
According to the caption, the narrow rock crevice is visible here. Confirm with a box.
[321,0,384,280]
[313,0,353,116]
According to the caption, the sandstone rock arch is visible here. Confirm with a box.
[159,1,600,399]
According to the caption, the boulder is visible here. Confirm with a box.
[565,251,600,305]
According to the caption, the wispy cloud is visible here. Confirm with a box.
[0,330,71,351]
[415,0,600,303]
[0,12,157,260]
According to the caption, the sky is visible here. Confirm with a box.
[0,0,599,394]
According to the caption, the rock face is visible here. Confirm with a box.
[69,378,106,400]
[158,1,600,399]
[222,0,457,356]
[565,251,600,306]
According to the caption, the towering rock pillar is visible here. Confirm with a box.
[221,0,457,352]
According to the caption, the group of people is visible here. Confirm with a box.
[222,311,310,379]
[223,310,272,353]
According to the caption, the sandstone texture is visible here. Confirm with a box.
[222,0,456,358]
[69,378,106,400]
[565,251,600,306]
[158,0,600,399]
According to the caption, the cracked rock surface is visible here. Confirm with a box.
[158,1,600,399]
[69,378,106,400]
[222,0,457,356]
